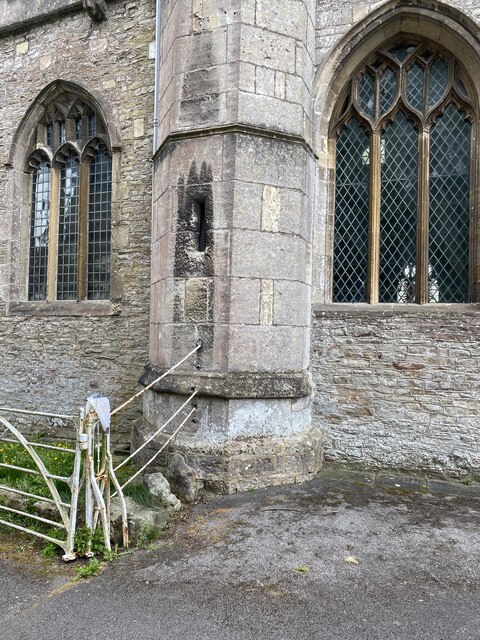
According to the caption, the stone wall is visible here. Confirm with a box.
[0,0,155,443]
[312,306,480,478]
[310,0,480,478]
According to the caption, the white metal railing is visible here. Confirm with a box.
[0,412,83,561]
[0,342,201,560]
[111,340,202,496]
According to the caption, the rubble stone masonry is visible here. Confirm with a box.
[0,0,155,443]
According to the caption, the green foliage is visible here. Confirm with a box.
[41,541,59,559]
[74,525,111,558]
[74,526,91,557]
[138,524,161,548]
[0,439,76,504]
[123,483,165,509]
[76,558,101,579]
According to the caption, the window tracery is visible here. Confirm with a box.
[332,40,476,304]
[27,95,112,302]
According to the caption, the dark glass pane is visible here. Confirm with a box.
[28,163,51,301]
[429,58,448,109]
[379,68,396,115]
[429,105,470,303]
[75,116,83,141]
[333,120,370,302]
[359,72,374,117]
[88,149,112,300]
[88,114,97,139]
[58,120,66,145]
[57,155,80,300]
[380,112,418,303]
[46,124,54,148]
[389,44,416,63]
[407,64,425,111]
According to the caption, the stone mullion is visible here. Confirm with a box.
[416,127,430,304]
[367,129,381,304]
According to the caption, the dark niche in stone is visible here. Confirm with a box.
[83,0,107,21]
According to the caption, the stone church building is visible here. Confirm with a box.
[1,0,479,492]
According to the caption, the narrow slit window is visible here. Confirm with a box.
[196,199,207,252]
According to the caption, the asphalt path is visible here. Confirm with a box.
[1,477,479,639]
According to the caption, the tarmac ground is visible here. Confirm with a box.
[1,467,479,640]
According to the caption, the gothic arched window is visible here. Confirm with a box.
[27,96,112,301]
[332,41,476,304]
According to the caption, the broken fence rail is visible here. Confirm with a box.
[0,341,202,559]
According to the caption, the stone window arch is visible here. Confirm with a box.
[331,38,478,304]
[26,93,113,302]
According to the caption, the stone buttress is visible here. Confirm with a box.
[138,0,323,493]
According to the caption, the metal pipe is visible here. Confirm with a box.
[0,484,70,508]
[112,407,196,495]
[0,518,68,550]
[0,463,70,483]
[0,407,76,421]
[0,437,76,454]
[0,504,65,529]
[152,0,163,152]
[110,341,202,416]
[114,389,197,470]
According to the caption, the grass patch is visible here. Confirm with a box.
[123,482,166,509]
[76,558,102,579]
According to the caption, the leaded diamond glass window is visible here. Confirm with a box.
[332,40,475,304]
[333,120,370,302]
[27,94,112,302]
[88,148,112,300]
[28,160,51,301]
[380,113,418,303]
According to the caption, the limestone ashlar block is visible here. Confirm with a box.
[256,1,308,41]
[239,61,256,92]
[229,277,261,325]
[237,90,305,137]
[231,229,309,282]
[228,325,308,371]
[185,277,214,323]
[239,25,296,74]
[152,188,172,243]
[212,181,235,230]
[232,180,263,230]
[260,185,310,239]
[160,136,225,185]
[234,134,308,189]
[174,28,228,76]
[227,397,311,438]
[255,65,276,96]
[151,234,173,285]
[274,280,310,327]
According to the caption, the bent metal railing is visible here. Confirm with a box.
[0,408,84,561]
[0,341,202,560]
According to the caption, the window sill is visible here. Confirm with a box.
[313,303,480,317]
[8,300,120,317]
